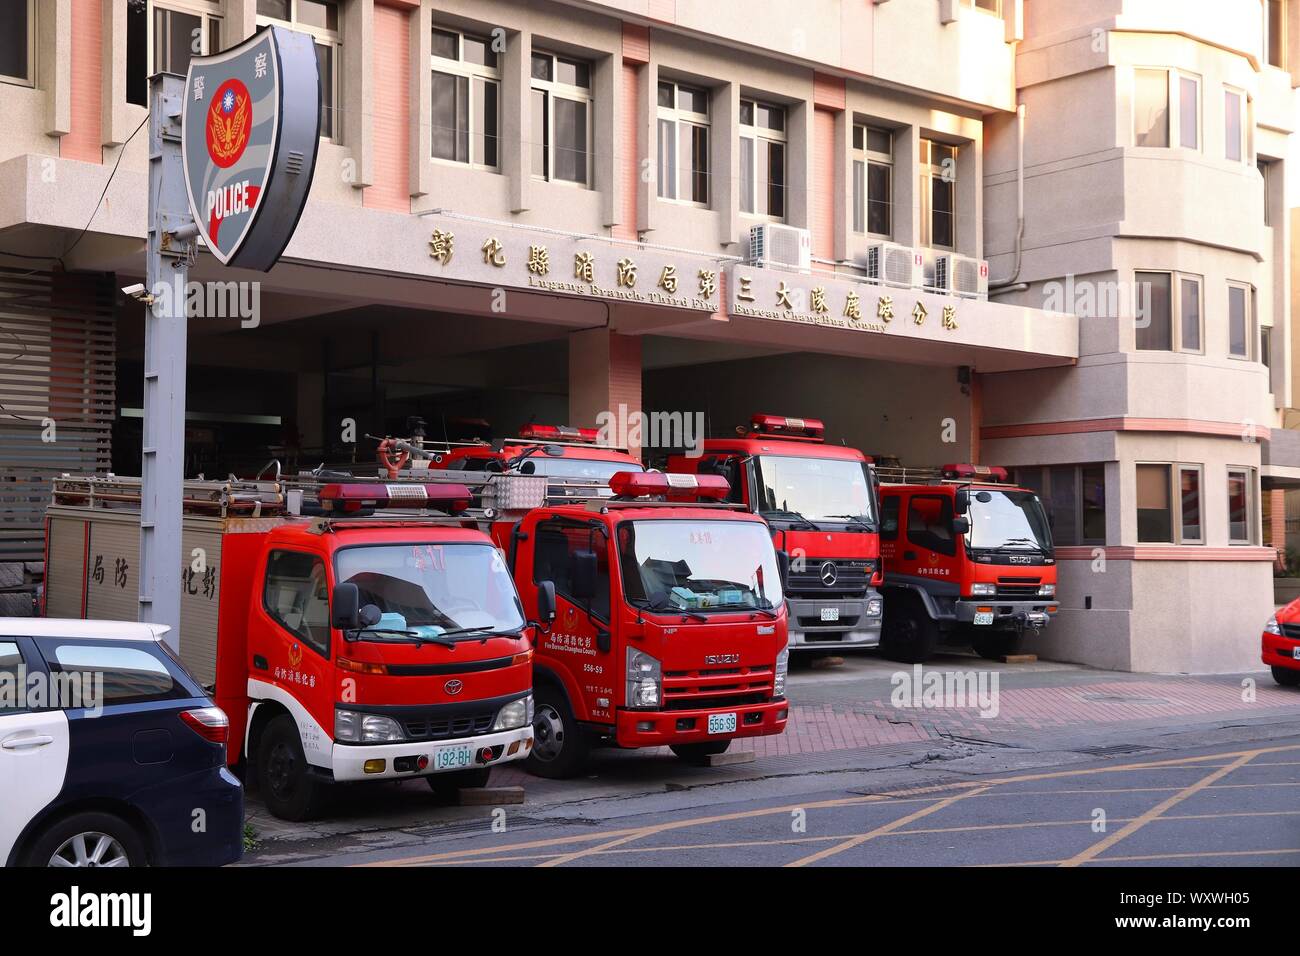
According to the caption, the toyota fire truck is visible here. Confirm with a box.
[42,474,541,820]
[877,464,1060,662]
[489,470,791,778]
[666,414,883,652]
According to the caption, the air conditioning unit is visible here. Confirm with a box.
[862,242,923,289]
[932,253,989,298]
[748,224,812,273]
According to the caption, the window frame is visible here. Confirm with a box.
[1133,67,1200,151]
[1133,269,1203,354]
[1177,464,1204,545]
[905,493,957,558]
[852,123,893,239]
[261,548,332,659]
[532,517,611,622]
[149,0,223,77]
[256,0,341,143]
[1135,461,1209,545]
[1224,85,1248,163]
[739,97,788,221]
[656,79,710,207]
[1264,0,1287,70]
[964,0,1003,14]
[1013,464,1107,547]
[0,0,36,87]
[530,49,594,188]
[1227,466,1257,545]
[919,138,957,250]
[431,26,500,170]
[1227,280,1255,360]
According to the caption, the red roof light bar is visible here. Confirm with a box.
[318,483,472,514]
[608,471,730,501]
[940,464,1010,483]
[749,414,825,440]
[518,424,600,443]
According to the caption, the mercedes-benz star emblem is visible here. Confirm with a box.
[820,561,838,586]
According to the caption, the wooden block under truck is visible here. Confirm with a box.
[42,474,545,820]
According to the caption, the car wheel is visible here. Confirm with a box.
[24,812,147,868]
[525,685,590,779]
[670,741,731,764]
[426,767,492,800]
[257,713,326,821]
[1271,665,1300,688]
[972,630,1022,660]
[881,594,939,663]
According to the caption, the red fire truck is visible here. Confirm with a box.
[42,475,541,821]
[489,470,791,778]
[877,465,1059,662]
[432,424,645,497]
[1262,600,1300,686]
[666,414,883,652]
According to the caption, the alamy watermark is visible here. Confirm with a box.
[0,665,103,717]
[596,403,705,457]
[890,665,1000,719]
[146,274,261,329]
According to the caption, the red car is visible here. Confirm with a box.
[1263,601,1300,687]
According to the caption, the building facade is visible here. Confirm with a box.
[0,0,1295,672]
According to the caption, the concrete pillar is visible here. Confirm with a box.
[787,99,813,230]
[223,0,258,42]
[502,27,532,213]
[568,328,643,458]
[893,124,920,248]
[40,0,72,138]
[342,0,374,188]
[713,80,740,248]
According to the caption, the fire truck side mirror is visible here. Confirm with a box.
[776,549,791,586]
[954,489,969,515]
[536,580,557,623]
[331,582,361,630]
[952,516,971,536]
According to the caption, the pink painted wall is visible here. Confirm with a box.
[365,3,411,213]
[64,0,103,164]
[812,107,835,262]
[613,59,640,240]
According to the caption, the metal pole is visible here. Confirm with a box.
[139,73,194,648]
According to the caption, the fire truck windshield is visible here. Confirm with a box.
[965,490,1053,553]
[334,543,526,638]
[617,520,784,613]
[753,456,876,527]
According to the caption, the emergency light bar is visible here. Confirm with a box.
[608,471,730,501]
[749,413,825,439]
[941,463,1010,483]
[518,424,600,443]
[318,483,472,514]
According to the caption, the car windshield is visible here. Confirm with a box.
[966,490,1053,552]
[334,543,526,637]
[519,455,644,498]
[617,520,783,612]
[753,455,876,525]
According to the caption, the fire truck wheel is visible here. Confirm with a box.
[971,630,1022,661]
[526,686,590,779]
[1272,666,1300,688]
[426,768,492,799]
[880,594,939,664]
[257,714,326,821]
[670,741,731,764]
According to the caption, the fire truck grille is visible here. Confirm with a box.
[401,711,496,741]
[785,559,874,598]
[662,665,774,710]
[995,577,1042,598]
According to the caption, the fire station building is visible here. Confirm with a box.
[1,0,1297,673]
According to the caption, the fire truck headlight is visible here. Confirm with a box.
[866,598,883,618]
[626,647,662,709]
[1038,584,1056,597]
[336,709,405,743]
[774,646,789,698]
[1265,615,1283,636]
[493,695,533,731]
[970,583,997,597]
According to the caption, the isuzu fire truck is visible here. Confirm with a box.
[666,414,883,652]
[42,474,541,820]
[877,465,1059,662]
[488,470,791,778]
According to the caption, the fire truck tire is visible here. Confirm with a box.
[526,685,590,779]
[670,741,731,764]
[1272,666,1300,688]
[971,630,1022,661]
[257,714,327,822]
[880,594,939,664]
[426,768,492,799]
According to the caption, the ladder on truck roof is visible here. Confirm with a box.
[286,466,615,512]
[51,474,289,518]
[871,465,1014,486]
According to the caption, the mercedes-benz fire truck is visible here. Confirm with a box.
[666,414,883,652]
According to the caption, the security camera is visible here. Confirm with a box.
[121,283,154,305]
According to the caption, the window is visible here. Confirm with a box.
[1013,464,1107,546]
[852,124,892,237]
[1134,270,1202,353]
[920,139,956,249]
[1136,463,1173,543]
[534,519,609,619]
[1228,281,1253,359]
[431,28,499,168]
[257,0,340,140]
[1225,88,1246,162]
[880,496,901,540]
[1136,463,1210,544]
[531,50,592,186]
[1178,466,1202,543]
[1228,468,1255,543]
[47,644,179,705]
[657,80,710,205]
[739,98,786,219]
[263,550,331,657]
[906,494,956,557]
[131,1,225,109]
[965,0,1002,12]
[1134,68,1199,150]
[1265,0,1286,68]
[0,0,34,86]
[0,642,25,711]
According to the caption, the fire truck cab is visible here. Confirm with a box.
[435,424,644,498]
[878,465,1059,662]
[667,414,883,652]
[495,471,791,778]
[43,477,537,821]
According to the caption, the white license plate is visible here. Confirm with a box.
[707,712,737,735]
[820,607,840,622]
[1293,647,1300,661]
[973,611,995,626]
[431,743,475,771]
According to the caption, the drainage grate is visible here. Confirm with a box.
[1073,744,1160,758]
[1083,693,1170,705]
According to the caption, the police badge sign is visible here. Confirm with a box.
[182,25,320,271]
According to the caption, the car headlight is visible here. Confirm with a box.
[626,647,662,709]
[866,598,883,617]
[335,709,405,743]
[970,583,996,597]
[1265,616,1283,636]
[1038,584,1056,597]
[492,695,533,731]
[774,645,789,698]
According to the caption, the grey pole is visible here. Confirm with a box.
[139,73,195,648]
